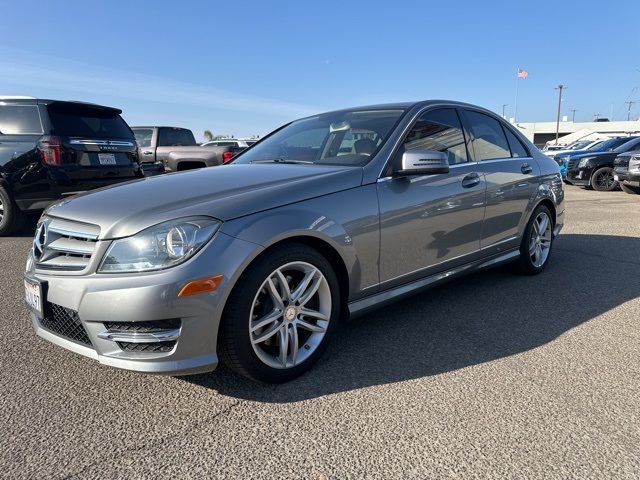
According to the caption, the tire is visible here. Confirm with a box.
[620,184,640,195]
[0,185,25,236]
[590,167,618,192]
[219,243,341,383]
[514,205,554,275]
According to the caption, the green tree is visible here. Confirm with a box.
[203,130,214,142]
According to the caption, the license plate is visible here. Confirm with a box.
[24,278,44,318]
[98,153,117,165]
[614,175,619,181]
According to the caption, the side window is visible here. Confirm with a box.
[465,110,510,161]
[403,108,468,165]
[0,105,43,134]
[504,128,529,158]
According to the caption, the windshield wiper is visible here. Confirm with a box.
[250,158,314,164]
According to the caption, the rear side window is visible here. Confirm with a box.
[48,105,133,139]
[465,110,511,161]
[504,128,529,158]
[214,141,237,147]
[133,129,153,147]
[403,108,468,165]
[157,128,196,146]
[0,105,43,134]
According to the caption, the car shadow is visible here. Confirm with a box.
[9,214,39,238]
[185,233,639,402]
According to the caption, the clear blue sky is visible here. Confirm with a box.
[2,0,639,141]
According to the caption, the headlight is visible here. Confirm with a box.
[578,157,594,168]
[98,216,221,273]
[630,156,640,171]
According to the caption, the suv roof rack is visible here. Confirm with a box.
[0,95,36,100]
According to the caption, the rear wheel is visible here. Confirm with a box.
[219,244,340,383]
[620,184,640,195]
[514,205,553,275]
[590,167,617,191]
[0,186,25,236]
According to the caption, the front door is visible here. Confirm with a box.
[377,108,487,286]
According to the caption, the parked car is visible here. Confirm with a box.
[544,139,603,158]
[565,136,640,191]
[556,137,635,184]
[132,126,237,173]
[0,97,143,235]
[613,150,640,194]
[201,138,257,148]
[25,100,564,382]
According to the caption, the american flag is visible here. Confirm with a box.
[517,68,529,79]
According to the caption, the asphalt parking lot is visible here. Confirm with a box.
[1,185,639,479]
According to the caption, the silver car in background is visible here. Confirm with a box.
[24,101,564,383]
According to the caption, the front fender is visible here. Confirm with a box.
[219,185,380,299]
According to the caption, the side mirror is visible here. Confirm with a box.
[396,149,450,176]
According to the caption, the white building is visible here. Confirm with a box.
[514,120,640,147]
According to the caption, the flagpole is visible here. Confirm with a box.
[514,68,520,123]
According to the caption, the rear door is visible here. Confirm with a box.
[46,102,140,191]
[377,107,487,287]
[460,109,538,252]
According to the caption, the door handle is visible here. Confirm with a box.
[461,172,481,188]
[521,163,533,174]
[143,150,153,155]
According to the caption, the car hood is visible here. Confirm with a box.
[570,151,616,161]
[45,164,363,239]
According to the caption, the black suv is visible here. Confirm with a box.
[565,136,640,191]
[0,98,143,235]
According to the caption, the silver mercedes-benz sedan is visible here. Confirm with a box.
[24,101,564,383]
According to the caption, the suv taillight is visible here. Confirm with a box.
[38,136,62,166]
[222,151,235,164]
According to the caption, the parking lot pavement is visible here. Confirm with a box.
[1,185,639,479]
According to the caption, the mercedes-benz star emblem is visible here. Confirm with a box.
[33,222,48,259]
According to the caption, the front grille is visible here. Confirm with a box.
[566,158,579,171]
[34,217,100,272]
[103,319,181,333]
[117,341,176,353]
[40,304,92,346]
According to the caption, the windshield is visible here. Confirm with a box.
[592,137,632,152]
[233,109,405,166]
[569,141,590,150]
[613,137,640,153]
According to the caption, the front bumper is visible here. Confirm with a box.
[26,232,262,375]
[566,167,592,186]
[614,169,640,187]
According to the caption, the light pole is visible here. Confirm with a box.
[555,85,565,145]
[625,101,636,121]
[570,109,577,122]
[502,104,509,119]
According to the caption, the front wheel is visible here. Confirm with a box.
[514,205,554,275]
[620,184,640,195]
[219,244,341,383]
[0,186,25,236]
[590,167,618,192]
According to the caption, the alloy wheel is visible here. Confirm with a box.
[595,170,615,190]
[249,261,331,369]
[529,212,552,268]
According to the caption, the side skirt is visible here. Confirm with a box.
[347,248,520,318]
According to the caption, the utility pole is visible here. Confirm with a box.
[594,113,600,121]
[502,104,508,118]
[570,109,577,122]
[625,101,636,121]
[554,85,565,145]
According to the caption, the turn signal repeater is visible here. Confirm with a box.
[178,275,224,297]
